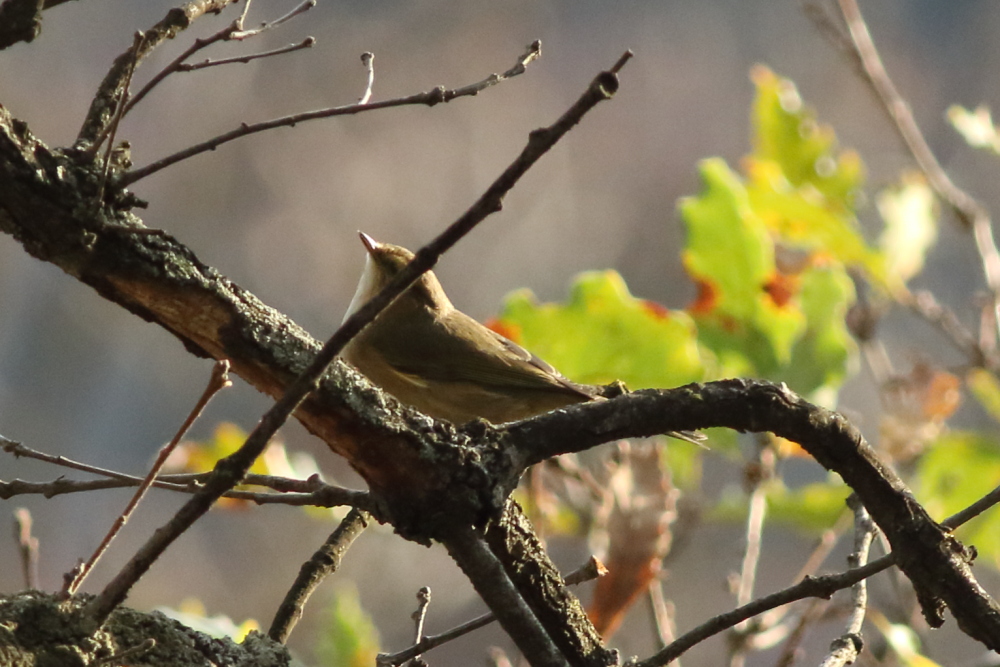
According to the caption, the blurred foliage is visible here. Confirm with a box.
[948,104,1000,154]
[157,599,260,642]
[313,584,381,667]
[916,431,1000,567]
[164,422,335,517]
[496,65,1000,573]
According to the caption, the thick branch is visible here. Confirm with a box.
[483,501,616,667]
[504,380,1000,651]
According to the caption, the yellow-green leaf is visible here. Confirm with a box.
[679,158,805,374]
[497,271,705,390]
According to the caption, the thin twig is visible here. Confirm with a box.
[0,438,373,510]
[903,289,991,369]
[647,580,677,652]
[13,508,39,589]
[629,484,1000,667]
[359,52,375,104]
[235,0,253,29]
[62,361,232,597]
[830,0,1000,340]
[268,507,371,643]
[119,0,315,122]
[230,0,316,40]
[94,31,145,199]
[76,0,239,147]
[818,496,876,667]
[177,37,315,72]
[377,558,605,667]
[444,526,566,667]
[941,482,1000,530]
[120,40,543,186]
[82,49,625,629]
[406,587,432,665]
[728,440,775,666]
[0,473,372,509]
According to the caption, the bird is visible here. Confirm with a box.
[341,232,702,444]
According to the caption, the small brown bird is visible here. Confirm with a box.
[341,233,702,443]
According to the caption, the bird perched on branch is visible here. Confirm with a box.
[341,232,702,444]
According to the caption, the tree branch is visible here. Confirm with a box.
[119,40,542,185]
[505,379,1000,652]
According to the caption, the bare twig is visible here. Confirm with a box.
[377,558,605,667]
[13,508,39,589]
[629,479,1000,667]
[77,0,239,146]
[941,482,1000,530]
[728,440,775,666]
[82,48,625,629]
[406,587,432,665]
[903,290,990,368]
[826,0,1000,340]
[177,37,315,73]
[268,508,371,643]
[235,0,253,29]
[120,40,543,186]
[647,580,677,652]
[1,436,374,509]
[229,0,315,40]
[819,496,876,667]
[62,361,232,597]
[359,52,375,104]
[94,31,145,197]
[108,0,314,136]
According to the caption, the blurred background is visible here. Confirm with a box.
[2,1,1000,664]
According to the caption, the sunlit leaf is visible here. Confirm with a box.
[680,158,805,374]
[679,159,856,402]
[496,270,705,389]
[749,65,865,212]
[877,173,938,291]
[746,66,884,287]
[948,104,1000,154]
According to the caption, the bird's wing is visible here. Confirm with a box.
[379,309,593,398]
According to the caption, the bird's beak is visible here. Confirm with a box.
[358,231,380,255]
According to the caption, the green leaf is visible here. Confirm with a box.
[749,65,865,210]
[915,431,1000,566]
[746,66,885,287]
[783,267,857,406]
[497,270,705,389]
[314,584,381,667]
[680,158,805,374]
[678,159,856,402]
